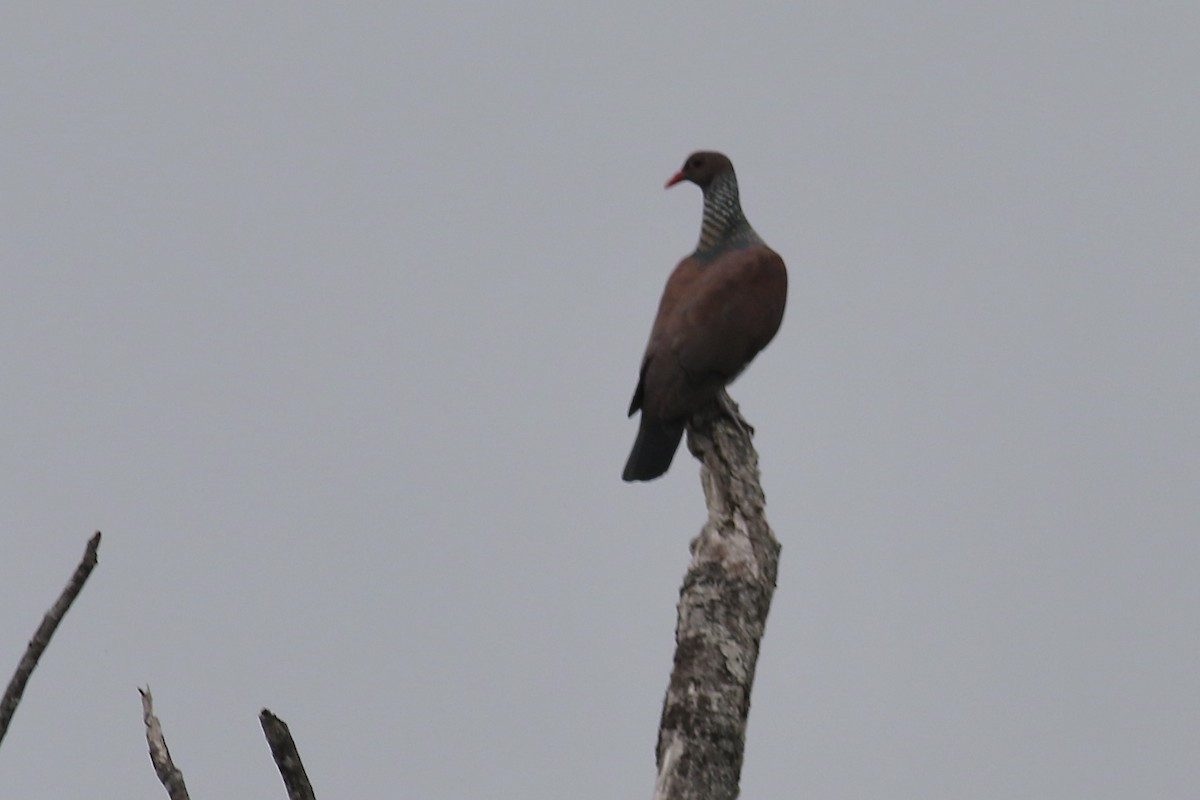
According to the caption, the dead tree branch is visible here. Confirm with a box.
[139,687,191,800]
[653,392,782,800]
[0,531,102,748]
[260,709,317,800]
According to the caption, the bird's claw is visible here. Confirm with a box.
[717,392,755,437]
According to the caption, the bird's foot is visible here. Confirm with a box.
[717,391,755,437]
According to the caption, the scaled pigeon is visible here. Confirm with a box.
[623,151,787,482]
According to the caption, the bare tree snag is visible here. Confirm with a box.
[260,709,317,800]
[0,531,102,749]
[652,392,782,800]
[139,687,191,800]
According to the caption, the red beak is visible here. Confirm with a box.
[664,171,686,189]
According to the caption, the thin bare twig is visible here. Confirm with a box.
[0,531,102,748]
[652,392,782,800]
[260,709,317,800]
[139,687,190,800]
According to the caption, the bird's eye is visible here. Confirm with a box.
[690,158,703,168]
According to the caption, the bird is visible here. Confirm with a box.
[623,151,787,482]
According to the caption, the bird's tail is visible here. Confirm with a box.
[622,415,685,482]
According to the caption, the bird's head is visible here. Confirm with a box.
[665,151,735,190]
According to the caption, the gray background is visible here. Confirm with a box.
[3,3,1197,798]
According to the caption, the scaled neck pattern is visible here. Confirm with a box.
[694,170,762,262]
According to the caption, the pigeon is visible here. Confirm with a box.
[623,151,787,482]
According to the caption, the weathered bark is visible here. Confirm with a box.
[652,392,781,800]
[139,687,191,800]
[3,530,317,797]
[260,708,318,800]
[0,531,102,748]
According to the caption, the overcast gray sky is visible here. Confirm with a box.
[3,3,1198,798]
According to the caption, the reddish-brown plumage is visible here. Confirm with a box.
[623,152,787,482]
